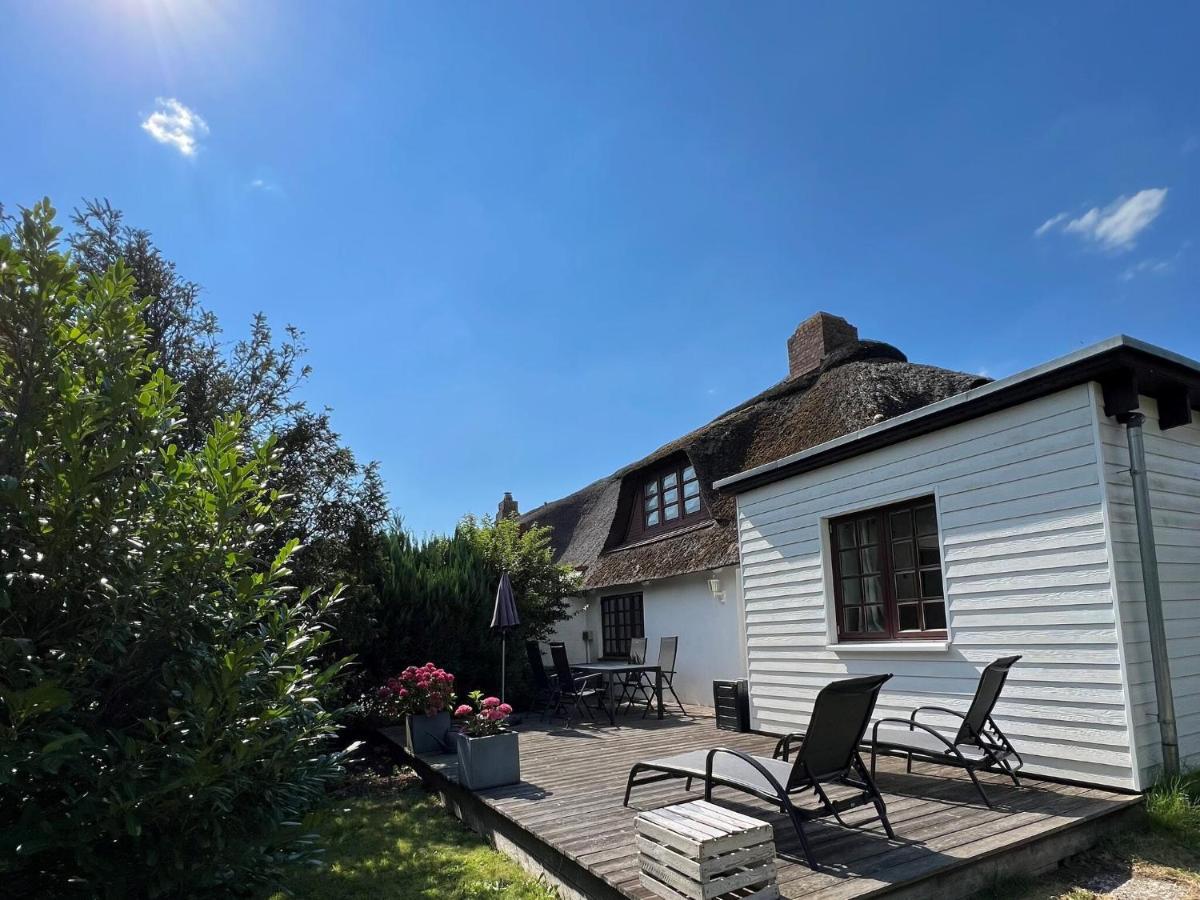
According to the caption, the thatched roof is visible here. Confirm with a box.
[519,337,987,590]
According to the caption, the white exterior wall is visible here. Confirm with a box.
[1098,393,1200,785]
[735,384,1139,789]
[547,565,747,707]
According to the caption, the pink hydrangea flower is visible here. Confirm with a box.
[498,703,513,716]
[454,704,473,717]
[482,696,501,709]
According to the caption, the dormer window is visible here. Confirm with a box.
[640,462,702,534]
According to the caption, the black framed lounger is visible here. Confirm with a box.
[870,655,1024,808]
[623,674,894,867]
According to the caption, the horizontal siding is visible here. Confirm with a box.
[1100,395,1200,784]
[737,384,1135,788]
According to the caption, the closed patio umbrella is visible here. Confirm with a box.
[491,571,520,703]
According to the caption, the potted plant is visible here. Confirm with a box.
[452,691,519,790]
[375,663,456,754]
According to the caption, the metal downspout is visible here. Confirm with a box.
[1118,411,1180,777]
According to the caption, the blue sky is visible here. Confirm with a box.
[4,2,1197,535]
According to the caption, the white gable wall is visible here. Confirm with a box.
[547,566,747,707]
[735,384,1138,788]
[1098,393,1200,785]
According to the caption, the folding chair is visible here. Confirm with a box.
[642,635,686,717]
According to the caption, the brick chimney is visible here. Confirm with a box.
[497,491,519,521]
[786,312,859,379]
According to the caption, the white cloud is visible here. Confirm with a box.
[1035,187,1168,252]
[1120,258,1172,281]
[248,177,282,194]
[1120,241,1189,282]
[141,98,208,156]
[1034,212,1068,237]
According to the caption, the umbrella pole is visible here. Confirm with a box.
[501,634,506,704]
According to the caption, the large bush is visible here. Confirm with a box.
[346,517,579,708]
[0,201,352,897]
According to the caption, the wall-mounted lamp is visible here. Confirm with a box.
[708,572,725,603]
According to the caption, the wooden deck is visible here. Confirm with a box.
[400,713,1141,900]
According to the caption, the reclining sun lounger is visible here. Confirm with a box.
[870,655,1023,808]
[623,674,894,866]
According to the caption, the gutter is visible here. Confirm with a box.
[1119,411,1180,777]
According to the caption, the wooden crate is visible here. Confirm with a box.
[635,800,779,900]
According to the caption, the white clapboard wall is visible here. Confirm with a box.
[1098,392,1200,787]
[735,383,1139,789]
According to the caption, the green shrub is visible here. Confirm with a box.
[0,201,352,897]
[341,517,578,711]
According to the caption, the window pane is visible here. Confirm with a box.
[645,481,658,496]
[924,600,947,630]
[889,509,913,538]
[860,545,881,575]
[663,472,677,489]
[895,571,918,600]
[664,503,679,520]
[865,605,886,632]
[839,548,860,576]
[663,488,678,504]
[646,510,659,526]
[897,602,921,632]
[915,505,937,535]
[844,606,862,633]
[841,578,862,602]
[683,465,695,481]
[683,480,699,498]
[891,540,914,570]
[921,569,943,598]
[684,496,701,514]
[645,494,659,511]
[917,534,940,567]
[863,576,882,603]
[857,517,879,545]
[834,522,855,549]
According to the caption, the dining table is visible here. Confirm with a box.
[572,660,664,725]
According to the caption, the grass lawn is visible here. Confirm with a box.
[980,775,1200,899]
[265,784,556,900]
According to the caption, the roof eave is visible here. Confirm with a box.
[715,335,1200,495]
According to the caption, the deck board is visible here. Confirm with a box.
[401,713,1140,899]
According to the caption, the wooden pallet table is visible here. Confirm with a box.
[635,800,779,900]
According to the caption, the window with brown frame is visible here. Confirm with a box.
[637,462,703,537]
[601,593,644,658]
[831,497,947,642]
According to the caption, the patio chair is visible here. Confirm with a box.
[548,642,607,726]
[869,655,1024,808]
[624,674,895,867]
[524,640,558,720]
[616,637,653,713]
[641,635,686,718]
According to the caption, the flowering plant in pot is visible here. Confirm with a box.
[452,691,520,789]
[376,663,456,754]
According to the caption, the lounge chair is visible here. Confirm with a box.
[624,674,894,866]
[548,642,607,726]
[641,635,686,718]
[524,641,558,720]
[869,655,1023,808]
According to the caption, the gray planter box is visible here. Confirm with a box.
[404,711,452,754]
[453,731,520,790]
